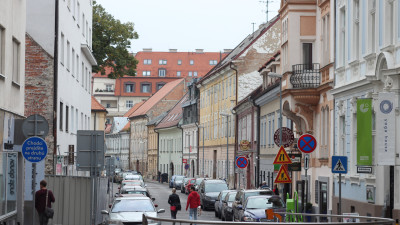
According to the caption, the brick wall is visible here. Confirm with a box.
[25,34,55,174]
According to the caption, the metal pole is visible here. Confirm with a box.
[279,78,282,146]
[202,126,205,177]
[188,134,190,177]
[305,168,308,213]
[226,116,229,183]
[339,174,342,220]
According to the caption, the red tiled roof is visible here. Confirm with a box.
[91,96,107,111]
[130,79,184,118]
[121,122,130,132]
[258,51,280,72]
[123,101,146,117]
[155,94,188,130]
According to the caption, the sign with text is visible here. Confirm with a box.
[288,152,302,171]
[22,136,48,163]
[357,99,372,166]
[6,153,17,201]
[376,93,395,165]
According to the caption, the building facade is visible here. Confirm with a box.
[0,0,26,223]
[26,0,97,176]
[332,0,400,219]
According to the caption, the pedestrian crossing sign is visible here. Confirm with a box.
[274,165,292,183]
[273,146,292,165]
[332,156,348,174]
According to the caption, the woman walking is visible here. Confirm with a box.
[168,188,181,224]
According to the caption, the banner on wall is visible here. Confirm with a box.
[376,92,396,165]
[357,99,372,166]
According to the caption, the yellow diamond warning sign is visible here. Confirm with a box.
[274,165,292,183]
[273,146,292,164]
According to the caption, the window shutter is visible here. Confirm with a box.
[315,180,319,204]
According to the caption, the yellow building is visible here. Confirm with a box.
[91,96,107,131]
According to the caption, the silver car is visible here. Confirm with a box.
[101,196,165,225]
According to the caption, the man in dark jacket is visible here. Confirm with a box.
[35,180,55,225]
[168,188,181,224]
[186,186,201,224]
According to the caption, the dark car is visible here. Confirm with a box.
[214,190,232,218]
[240,195,285,222]
[221,190,237,221]
[172,175,186,189]
[193,178,205,191]
[181,177,192,193]
[185,178,196,194]
[232,189,274,221]
[199,179,228,210]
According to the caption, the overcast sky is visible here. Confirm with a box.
[95,0,281,53]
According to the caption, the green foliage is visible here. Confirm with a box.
[92,1,139,79]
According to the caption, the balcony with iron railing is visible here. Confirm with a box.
[290,63,320,88]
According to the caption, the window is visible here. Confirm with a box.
[75,109,78,131]
[66,105,69,133]
[106,84,112,91]
[71,106,74,132]
[302,43,312,69]
[353,0,360,60]
[85,67,88,90]
[86,21,89,42]
[81,62,84,87]
[158,69,166,77]
[67,40,70,71]
[82,13,85,36]
[194,72,198,77]
[177,60,182,65]
[157,83,165,90]
[126,100,133,108]
[0,27,3,75]
[12,39,20,84]
[144,59,152,65]
[188,71,192,77]
[71,48,75,76]
[76,55,79,80]
[209,60,217,65]
[177,71,181,77]
[125,83,135,92]
[340,8,346,66]
[61,33,65,65]
[77,2,80,26]
[60,102,64,131]
[190,60,194,65]
[159,59,167,65]
[142,71,151,76]
[141,83,151,93]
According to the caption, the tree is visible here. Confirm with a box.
[92,1,139,79]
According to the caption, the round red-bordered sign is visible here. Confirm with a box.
[274,127,295,148]
[236,156,248,169]
[297,134,317,153]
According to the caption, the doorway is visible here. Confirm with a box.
[213,150,217,179]
[170,162,174,176]
[319,181,328,222]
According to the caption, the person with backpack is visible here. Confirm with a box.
[35,180,55,225]
[168,188,181,224]
[186,186,201,224]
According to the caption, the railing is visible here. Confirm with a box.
[143,212,395,225]
[290,63,320,88]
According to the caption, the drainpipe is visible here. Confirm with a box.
[251,98,261,189]
[53,0,59,175]
[230,62,238,188]
[94,112,97,130]
[178,125,184,175]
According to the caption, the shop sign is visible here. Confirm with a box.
[239,140,251,151]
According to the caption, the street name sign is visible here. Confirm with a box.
[22,136,48,163]
[332,156,348,174]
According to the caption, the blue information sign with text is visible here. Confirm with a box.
[22,137,48,163]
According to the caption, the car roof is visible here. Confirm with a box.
[203,179,226,183]
[246,195,276,199]
[115,196,150,200]
[122,186,146,190]
[241,189,272,192]
[119,194,147,198]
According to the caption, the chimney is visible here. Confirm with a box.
[195,49,204,53]
[169,49,177,53]
[143,48,152,52]
[224,49,232,54]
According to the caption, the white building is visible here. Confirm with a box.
[332,0,400,218]
[0,0,26,223]
[26,0,97,176]
[105,132,130,171]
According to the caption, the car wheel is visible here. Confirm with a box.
[218,211,222,219]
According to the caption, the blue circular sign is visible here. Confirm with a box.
[185,164,189,170]
[22,137,48,163]
[298,134,317,154]
[236,156,248,169]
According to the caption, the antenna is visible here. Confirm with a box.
[259,0,273,22]
[252,22,256,33]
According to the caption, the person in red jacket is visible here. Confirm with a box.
[186,186,201,224]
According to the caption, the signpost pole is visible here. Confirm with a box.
[339,173,342,220]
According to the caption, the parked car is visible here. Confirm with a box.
[181,177,192,193]
[198,179,228,210]
[172,175,185,189]
[232,189,274,221]
[101,196,165,225]
[169,175,177,188]
[221,190,238,221]
[240,195,285,222]
[119,186,154,200]
[125,174,143,181]
[120,180,145,188]
[194,178,205,191]
[185,178,196,194]
[214,190,233,218]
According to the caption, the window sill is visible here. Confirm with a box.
[0,73,5,80]
[12,81,20,88]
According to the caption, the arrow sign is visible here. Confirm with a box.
[332,156,348,174]
[304,154,310,170]
[273,146,292,164]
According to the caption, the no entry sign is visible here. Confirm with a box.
[236,156,248,169]
[298,134,317,154]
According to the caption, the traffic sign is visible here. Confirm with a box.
[273,146,292,164]
[274,165,292,183]
[274,127,295,148]
[22,114,49,139]
[22,136,48,163]
[304,154,310,170]
[182,159,187,164]
[185,164,190,170]
[236,156,248,169]
[298,134,317,153]
[332,156,348,174]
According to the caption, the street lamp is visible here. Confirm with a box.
[267,72,283,146]
[197,123,205,177]
[220,112,230,183]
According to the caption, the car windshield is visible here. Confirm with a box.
[111,199,155,212]
[244,191,272,200]
[221,192,229,200]
[246,197,285,210]
[227,193,237,202]
[195,179,204,185]
[123,181,143,186]
[205,183,228,192]
[122,190,149,197]
[175,176,184,181]
[190,180,196,184]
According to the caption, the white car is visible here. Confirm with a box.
[125,174,143,181]
[102,196,165,225]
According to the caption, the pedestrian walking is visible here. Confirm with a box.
[186,186,201,225]
[35,180,55,225]
[273,184,280,195]
[168,188,181,224]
